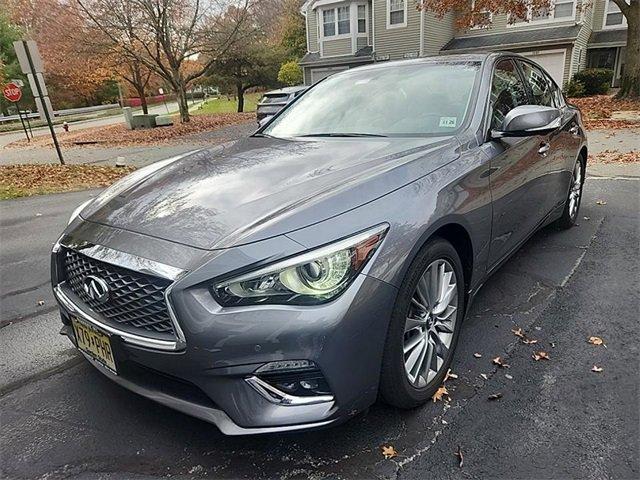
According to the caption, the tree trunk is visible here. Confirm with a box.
[135,85,149,115]
[176,85,190,123]
[616,2,639,98]
[236,83,245,113]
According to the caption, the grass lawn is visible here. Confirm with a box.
[194,92,262,115]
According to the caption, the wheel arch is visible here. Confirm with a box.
[399,218,476,303]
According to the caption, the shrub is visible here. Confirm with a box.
[278,61,303,86]
[564,80,586,98]
[572,69,613,95]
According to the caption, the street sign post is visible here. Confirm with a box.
[13,40,64,164]
[3,82,30,142]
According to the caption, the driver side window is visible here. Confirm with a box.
[490,60,529,130]
[519,61,557,107]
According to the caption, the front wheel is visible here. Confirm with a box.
[379,238,465,409]
[555,156,585,230]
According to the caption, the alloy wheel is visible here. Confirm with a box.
[568,160,583,220]
[403,259,458,387]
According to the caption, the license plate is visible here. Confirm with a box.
[71,317,117,373]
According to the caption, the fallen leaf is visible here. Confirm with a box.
[492,356,510,368]
[550,342,556,348]
[511,327,525,339]
[432,385,449,402]
[596,200,607,205]
[592,365,604,373]
[522,338,538,345]
[532,351,550,361]
[37,300,45,306]
[505,374,513,380]
[480,373,488,380]
[473,352,482,358]
[488,393,503,401]
[588,336,604,346]
[583,216,590,221]
[454,445,464,468]
[381,445,398,459]
[444,369,458,382]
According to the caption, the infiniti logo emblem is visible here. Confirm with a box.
[83,275,110,303]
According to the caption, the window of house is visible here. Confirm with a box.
[490,60,529,130]
[323,9,336,37]
[389,0,406,27]
[337,6,350,34]
[358,4,367,33]
[604,0,627,27]
[471,0,493,28]
[512,0,576,24]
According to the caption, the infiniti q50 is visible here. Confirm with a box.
[52,53,587,435]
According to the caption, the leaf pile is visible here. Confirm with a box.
[7,113,254,149]
[589,150,640,164]
[568,95,640,129]
[0,164,136,199]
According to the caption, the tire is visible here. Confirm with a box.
[555,156,585,230]
[379,238,465,409]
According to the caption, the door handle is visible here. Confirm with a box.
[538,142,550,156]
[569,125,580,136]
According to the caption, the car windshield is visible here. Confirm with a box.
[264,61,480,138]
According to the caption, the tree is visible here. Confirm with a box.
[205,2,284,112]
[421,0,638,98]
[609,0,638,98]
[77,0,255,123]
[278,0,306,59]
[278,60,302,85]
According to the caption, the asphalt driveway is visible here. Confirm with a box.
[0,165,637,479]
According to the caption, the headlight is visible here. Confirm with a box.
[67,199,93,225]
[212,225,388,306]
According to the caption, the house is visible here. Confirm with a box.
[299,0,629,88]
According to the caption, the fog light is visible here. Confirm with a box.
[300,379,319,390]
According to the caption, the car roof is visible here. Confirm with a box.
[333,52,526,75]
[263,86,308,95]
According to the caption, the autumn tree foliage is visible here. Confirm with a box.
[421,0,638,99]
[6,0,115,107]
[77,0,256,123]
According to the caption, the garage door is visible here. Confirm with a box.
[310,66,348,84]
[521,50,566,86]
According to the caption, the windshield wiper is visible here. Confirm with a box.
[299,132,387,138]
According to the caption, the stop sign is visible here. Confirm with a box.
[3,83,22,103]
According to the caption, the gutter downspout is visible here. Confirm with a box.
[419,1,425,57]
[372,0,376,57]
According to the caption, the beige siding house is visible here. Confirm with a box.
[299,0,628,87]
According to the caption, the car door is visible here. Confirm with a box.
[485,59,549,269]
[517,60,571,217]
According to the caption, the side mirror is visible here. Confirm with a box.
[257,115,274,128]
[492,105,561,138]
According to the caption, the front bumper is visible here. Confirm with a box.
[53,244,397,435]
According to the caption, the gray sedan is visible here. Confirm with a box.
[51,53,587,435]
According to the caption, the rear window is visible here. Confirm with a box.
[261,94,289,104]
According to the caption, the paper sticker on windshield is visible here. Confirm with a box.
[439,117,457,128]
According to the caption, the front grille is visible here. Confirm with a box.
[62,248,176,336]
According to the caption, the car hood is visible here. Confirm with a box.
[83,135,458,250]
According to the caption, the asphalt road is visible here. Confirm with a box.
[0,171,638,479]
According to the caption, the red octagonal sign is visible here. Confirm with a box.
[3,82,22,103]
